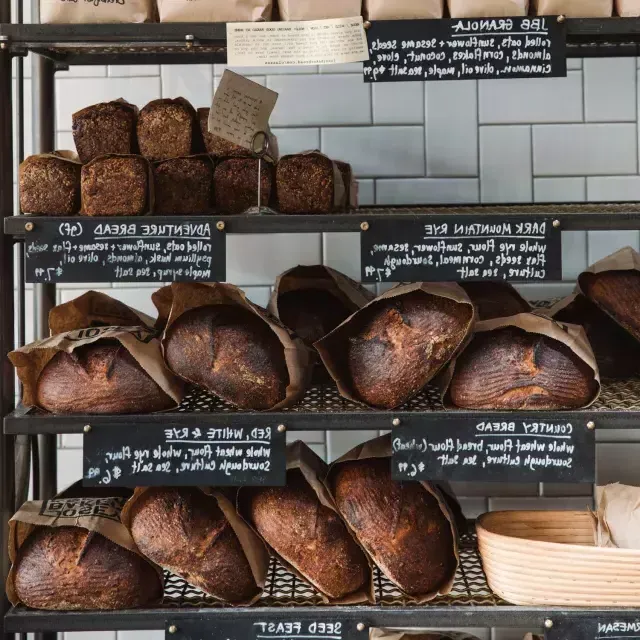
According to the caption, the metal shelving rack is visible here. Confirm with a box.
[6,5,640,638]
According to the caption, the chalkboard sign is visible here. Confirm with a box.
[83,424,285,487]
[361,216,561,283]
[167,616,364,640]
[392,417,595,483]
[363,16,567,82]
[24,217,225,283]
[546,615,640,640]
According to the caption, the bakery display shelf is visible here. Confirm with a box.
[4,18,640,65]
[6,376,640,435]
[7,203,640,238]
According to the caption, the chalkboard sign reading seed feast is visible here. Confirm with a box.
[363,16,567,82]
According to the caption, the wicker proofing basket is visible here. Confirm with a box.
[476,510,640,607]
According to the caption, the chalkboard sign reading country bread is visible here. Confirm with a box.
[392,417,595,483]
[24,217,225,283]
[546,615,640,640]
[83,424,285,487]
[363,16,567,82]
[361,216,561,283]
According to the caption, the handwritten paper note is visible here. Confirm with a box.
[227,17,370,67]
[208,70,278,150]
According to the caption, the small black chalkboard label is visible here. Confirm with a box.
[24,217,225,283]
[363,16,567,82]
[392,417,595,483]
[83,424,285,487]
[546,616,640,640]
[361,216,561,283]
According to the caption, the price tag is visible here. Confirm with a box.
[546,616,640,640]
[363,16,567,82]
[24,217,225,283]
[83,424,286,487]
[392,417,595,483]
[360,216,561,283]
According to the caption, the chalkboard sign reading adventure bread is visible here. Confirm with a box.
[83,424,285,487]
[361,216,561,283]
[363,16,567,82]
[546,615,640,640]
[392,417,595,483]
[24,217,225,283]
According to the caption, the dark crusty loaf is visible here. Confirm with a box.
[198,107,249,158]
[331,457,457,597]
[13,526,162,610]
[449,326,598,409]
[246,469,369,599]
[214,158,273,214]
[164,305,288,410]
[72,101,137,164]
[347,291,473,409]
[20,155,81,216]
[335,160,355,210]
[153,157,213,215]
[36,343,175,414]
[460,282,530,321]
[128,487,259,603]
[581,270,640,342]
[81,156,148,216]
[137,99,197,161]
[552,293,640,379]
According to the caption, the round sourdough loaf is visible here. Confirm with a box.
[13,526,162,610]
[246,469,369,600]
[128,487,259,603]
[163,304,288,410]
[459,281,530,321]
[331,457,457,598]
[449,326,599,409]
[36,343,175,414]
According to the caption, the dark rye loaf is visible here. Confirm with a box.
[460,281,530,321]
[214,158,273,214]
[14,527,162,610]
[128,487,259,603]
[153,156,213,215]
[20,155,81,216]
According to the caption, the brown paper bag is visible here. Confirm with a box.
[41,0,156,23]
[279,0,362,21]
[365,0,443,19]
[448,0,528,17]
[49,291,155,335]
[7,496,163,607]
[371,631,483,640]
[121,487,269,605]
[315,282,475,409]
[325,434,460,604]
[238,440,375,605]
[9,325,185,411]
[617,0,640,15]
[440,312,601,409]
[592,484,640,549]
[158,0,273,21]
[153,282,312,410]
[534,0,613,15]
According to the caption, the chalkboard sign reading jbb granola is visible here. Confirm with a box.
[83,424,285,487]
[392,417,595,483]
[24,217,225,283]
[546,615,640,640]
[363,16,567,82]
[361,216,561,283]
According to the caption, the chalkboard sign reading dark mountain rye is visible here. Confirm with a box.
[363,16,567,82]
[546,615,640,640]
[24,217,225,283]
[361,216,561,283]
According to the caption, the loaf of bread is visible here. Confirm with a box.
[81,155,148,216]
[214,158,273,214]
[534,0,612,16]
[449,326,599,409]
[246,469,369,599]
[153,156,213,215]
[13,526,162,610]
[460,282,530,321]
[137,98,198,161]
[198,107,248,158]
[331,457,457,597]
[128,487,259,603]
[72,101,137,164]
[551,294,640,379]
[20,154,81,215]
[164,305,288,410]
[36,343,176,414]
[335,160,356,210]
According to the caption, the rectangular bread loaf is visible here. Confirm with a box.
[214,157,273,215]
[153,156,213,214]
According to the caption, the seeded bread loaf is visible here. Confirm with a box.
[214,157,273,214]
[153,156,213,214]
[198,107,249,158]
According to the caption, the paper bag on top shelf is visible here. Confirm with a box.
[41,0,156,23]
[157,0,273,22]
[617,0,640,15]
[278,0,362,21]
[364,0,443,19]
[448,0,528,17]
[592,484,640,549]
[533,0,613,16]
